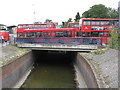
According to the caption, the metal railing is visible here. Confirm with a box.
[16,37,102,45]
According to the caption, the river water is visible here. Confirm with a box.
[21,51,76,88]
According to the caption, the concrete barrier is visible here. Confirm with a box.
[1,51,34,88]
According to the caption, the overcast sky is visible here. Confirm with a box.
[0,0,119,25]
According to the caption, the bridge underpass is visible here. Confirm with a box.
[2,46,99,88]
[19,50,97,88]
[8,37,99,88]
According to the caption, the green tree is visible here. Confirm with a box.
[82,4,118,19]
[62,21,67,28]
[75,12,81,22]
[82,10,91,18]
[67,18,72,22]
[44,19,53,23]
[62,18,72,28]
[107,8,119,19]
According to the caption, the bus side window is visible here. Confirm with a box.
[18,26,22,28]
[17,33,20,37]
[86,32,91,37]
[82,32,86,37]
[27,33,31,37]
[19,33,23,37]
[31,32,34,37]
[114,20,119,25]
[55,32,63,37]
[43,32,50,37]
[91,21,96,25]
[64,31,68,37]
[37,32,42,37]
[68,31,72,37]
[99,32,104,37]
[19,33,22,37]
[24,33,27,37]
[76,32,80,37]
[30,32,36,38]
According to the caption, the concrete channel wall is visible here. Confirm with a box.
[74,53,98,88]
[1,51,98,88]
[2,51,34,88]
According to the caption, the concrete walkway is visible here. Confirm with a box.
[80,49,119,88]
[0,44,30,66]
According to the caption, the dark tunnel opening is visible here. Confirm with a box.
[32,50,77,65]
[21,50,77,88]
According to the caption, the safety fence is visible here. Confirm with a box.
[16,37,103,45]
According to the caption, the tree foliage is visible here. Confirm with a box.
[62,18,72,28]
[75,12,81,22]
[107,8,119,19]
[82,4,118,19]
[44,19,53,23]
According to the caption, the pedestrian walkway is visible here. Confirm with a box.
[0,45,30,66]
[80,49,118,88]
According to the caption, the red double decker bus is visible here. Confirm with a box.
[0,30,10,41]
[17,27,80,44]
[17,24,103,45]
[67,22,80,37]
[17,23,57,32]
[79,18,119,44]
[17,18,118,45]
[67,22,79,30]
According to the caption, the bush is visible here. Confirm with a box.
[109,28,120,50]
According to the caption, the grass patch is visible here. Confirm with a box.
[91,48,109,54]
